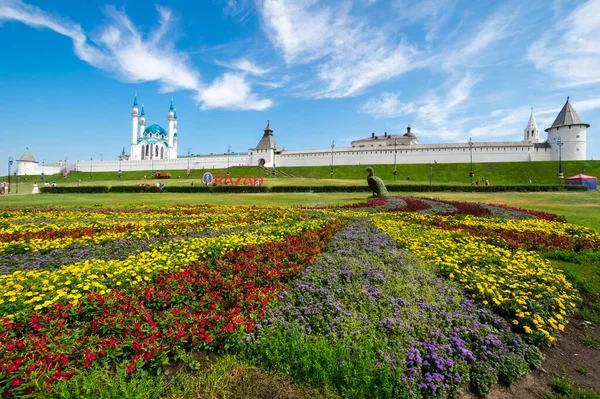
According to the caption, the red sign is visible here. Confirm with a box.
[211,175,263,186]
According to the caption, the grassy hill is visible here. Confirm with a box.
[1,160,598,187]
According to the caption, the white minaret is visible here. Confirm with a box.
[168,98,175,146]
[524,107,540,143]
[139,104,146,140]
[131,94,139,145]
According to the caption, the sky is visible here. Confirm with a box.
[1,0,599,165]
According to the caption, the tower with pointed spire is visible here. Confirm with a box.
[524,108,540,143]
[167,98,175,157]
[131,93,139,147]
[249,120,281,167]
[138,104,146,141]
[545,97,589,161]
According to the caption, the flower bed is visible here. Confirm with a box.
[0,200,588,397]
[372,213,580,345]
[244,220,542,398]
[0,218,345,396]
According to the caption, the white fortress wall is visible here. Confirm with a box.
[275,143,552,167]
[73,154,251,173]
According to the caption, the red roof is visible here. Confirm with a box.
[565,174,597,181]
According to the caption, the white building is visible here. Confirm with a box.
[129,95,178,161]
[15,97,590,177]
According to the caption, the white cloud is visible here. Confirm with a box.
[258,0,419,98]
[197,73,273,111]
[361,74,480,141]
[360,92,415,118]
[0,0,273,111]
[0,0,108,67]
[528,0,600,87]
[95,5,201,93]
[439,9,517,71]
[216,58,271,76]
[393,0,456,42]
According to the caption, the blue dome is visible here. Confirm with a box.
[144,124,167,136]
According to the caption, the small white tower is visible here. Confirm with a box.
[173,109,178,155]
[167,99,175,156]
[139,104,146,141]
[545,97,589,161]
[131,94,139,144]
[250,121,280,167]
[130,94,139,159]
[524,108,540,143]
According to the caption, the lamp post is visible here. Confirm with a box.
[41,159,45,181]
[330,141,335,178]
[118,157,122,179]
[393,139,398,180]
[90,155,93,179]
[100,153,103,162]
[430,163,433,186]
[187,148,191,177]
[15,172,18,194]
[7,157,13,194]
[227,145,231,175]
[557,136,564,184]
[468,137,474,184]
[64,157,68,180]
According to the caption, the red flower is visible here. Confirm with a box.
[126,362,135,373]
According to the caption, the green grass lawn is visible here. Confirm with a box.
[3,159,599,187]
[0,192,368,208]
[1,190,598,229]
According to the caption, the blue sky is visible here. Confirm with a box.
[1,0,599,165]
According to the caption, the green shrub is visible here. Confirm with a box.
[108,186,162,193]
[496,352,530,384]
[40,186,110,194]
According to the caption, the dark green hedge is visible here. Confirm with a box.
[108,186,162,193]
[40,184,589,194]
[385,184,589,192]
[40,186,110,194]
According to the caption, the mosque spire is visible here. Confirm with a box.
[133,93,138,107]
[140,104,145,116]
[169,98,174,111]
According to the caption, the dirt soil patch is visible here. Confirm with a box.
[462,312,600,398]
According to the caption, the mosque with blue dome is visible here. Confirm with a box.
[129,94,178,161]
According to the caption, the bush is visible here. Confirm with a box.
[108,186,162,193]
[40,186,109,194]
[38,184,587,194]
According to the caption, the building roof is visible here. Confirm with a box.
[253,121,280,150]
[534,142,551,148]
[352,134,410,144]
[545,97,590,131]
[144,124,168,136]
[526,108,538,130]
[18,148,37,163]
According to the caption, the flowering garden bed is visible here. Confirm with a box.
[0,199,597,397]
